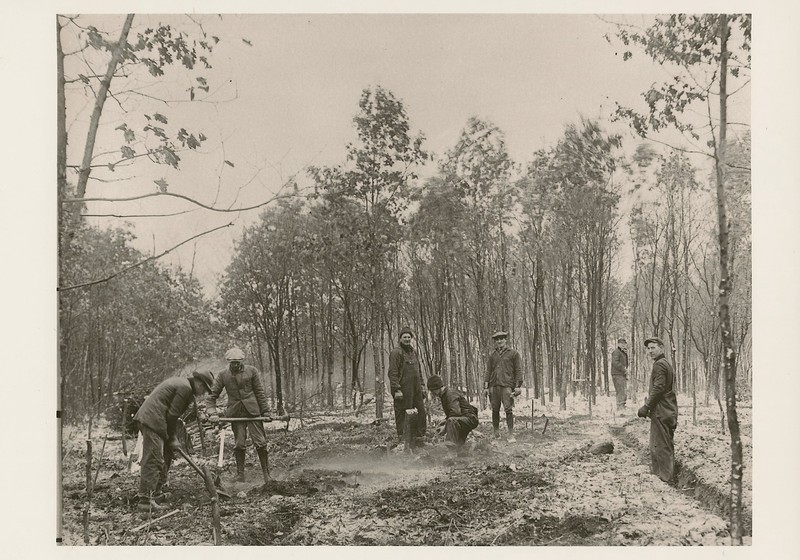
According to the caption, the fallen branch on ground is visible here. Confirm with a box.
[131,509,181,532]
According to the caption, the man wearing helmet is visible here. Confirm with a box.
[208,347,271,485]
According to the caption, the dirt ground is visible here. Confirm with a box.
[60,394,752,546]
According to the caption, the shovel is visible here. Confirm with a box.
[173,446,230,498]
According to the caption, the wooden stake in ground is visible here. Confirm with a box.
[531,401,534,432]
[121,399,128,456]
[92,434,108,488]
[300,388,305,428]
[83,439,92,544]
[202,465,222,545]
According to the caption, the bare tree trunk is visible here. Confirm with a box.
[715,16,743,544]
[327,281,335,408]
[76,14,135,199]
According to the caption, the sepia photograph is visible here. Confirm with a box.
[4,0,799,554]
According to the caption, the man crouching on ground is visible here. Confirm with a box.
[133,370,214,514]
[427,375,479,456]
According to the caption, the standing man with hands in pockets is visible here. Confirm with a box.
[611,337,629,413]
[485,331,523,443]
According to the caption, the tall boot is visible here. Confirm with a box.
[492,409,501,438]
[256,447,270,487]
[234,448,246,482]
[506,412,516,443]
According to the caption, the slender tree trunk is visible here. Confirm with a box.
[76,14,135,198]
[327,281,335,408]
[715,15,743,544]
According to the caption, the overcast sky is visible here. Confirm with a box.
[58,12,753,295]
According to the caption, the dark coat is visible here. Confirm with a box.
[645,354,678,421]
[387,346,424,401]
[611,347,628,376]
[440,387,478,419]
[486,347,522,388]
[646,353,679,481]
[208,364,269,418]
[134,376,194,440]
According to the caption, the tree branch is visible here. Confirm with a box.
[639,136,714,161]
[61,189,305,213]
[58,222,234,292]
[81,210,196,218]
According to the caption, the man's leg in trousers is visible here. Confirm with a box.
[612,375,627,408]
[649,416,675,482]
[138,427,164,500]
[490,387,502,436]
[447,416,478,446]
[413,389,427,439]
[502,387,515,435]
[232,422,248,480]
[248,420,270,485]
[157,444,174,494]
[394,397,406,438]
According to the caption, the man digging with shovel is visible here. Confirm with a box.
[207,347,272,487]
[133,370,214,515]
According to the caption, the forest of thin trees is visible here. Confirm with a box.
[57,14,751,425]
[59,86,751,422]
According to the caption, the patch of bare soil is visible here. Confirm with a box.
[60,397,750,546]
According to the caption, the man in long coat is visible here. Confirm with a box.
[387,326,427,448]
[638,336,679,482]
[133,370,214,513]
[208,347,271,484]
[611,337,629,411]
[427,375,478,454]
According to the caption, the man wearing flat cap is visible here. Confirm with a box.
[427,375,478,455]
[485,331,523,443]
[133,370,214,514]
[639,337,679,482]
[208,347,271,484]
[611,337,629,412]
[387,326,427,448]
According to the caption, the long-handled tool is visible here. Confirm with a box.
[216,415,291,429]
[174,446,230,498]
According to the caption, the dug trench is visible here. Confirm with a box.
[609,422,752,537]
